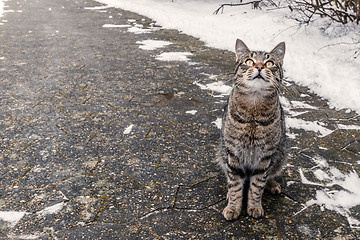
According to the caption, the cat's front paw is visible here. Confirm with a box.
[266,179,281,194]
[270,184,281,194]
[247,205,264,218]
[223,206,240,220]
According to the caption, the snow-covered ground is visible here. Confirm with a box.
[96,0,360,114]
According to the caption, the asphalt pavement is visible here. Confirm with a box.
[0,0,359,239]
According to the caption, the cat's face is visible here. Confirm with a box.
[234,39,285,92]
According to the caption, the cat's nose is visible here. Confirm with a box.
[255,62,264,71]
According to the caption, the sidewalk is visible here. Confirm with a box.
[0,0,359,239]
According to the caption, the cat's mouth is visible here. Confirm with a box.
[252,74,268,82]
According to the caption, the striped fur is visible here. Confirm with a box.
[218,39,286,220]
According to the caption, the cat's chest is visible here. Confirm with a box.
[246,121,258,133]
[226,103,280,144]
[229,104,277,129]
[226,118,264,143]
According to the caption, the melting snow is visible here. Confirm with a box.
[337,124,360,130]
[123,124,134,134]
[194,81,232,96]
[285,117,333,137]
[127,26,152,34]
[136,39,172,50]
[155,52,192,62]
[0,211,27,228]
[212,117,222,130]
[286,100,318,110]
[7,234,40,240]
[185,110,197,115]
[103,24,131,28]
[84,5,108,10]
[36,202,64,216]
[299,154,360,228]
[127,22,161,34]
[307,170,360,228]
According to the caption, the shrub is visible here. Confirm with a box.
[289,0,360,24]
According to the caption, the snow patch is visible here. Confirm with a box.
[7,234,40,240]
[84,5,108,10]
[212,117,222,130]
[103,24,131,28]
[194,81,231,96]
[127,26,152,34]
[286,117,333,137]
[287,100,318,110]
[123,124,134,134]
[298,168,323,186]
[299,154,360,228]
[307,170,360,228]
[185,110,197,115]
[286,132,298,139]
[36,202,64,216]
[155,52,192,62]
[337,124,360,130]
[128,25,160,34]
[136,39,172,50]
[280,96,316,117]
[0,211,27,228]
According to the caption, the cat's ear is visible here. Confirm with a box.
[235,39,250,61]
[270,42,285,64]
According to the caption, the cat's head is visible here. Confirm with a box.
[234,39,285,92]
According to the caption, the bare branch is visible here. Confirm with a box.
[292,0,359,25]
[213,1,263,15]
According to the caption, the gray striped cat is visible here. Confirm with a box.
[218,39,286,220]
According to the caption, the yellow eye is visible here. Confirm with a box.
[245,59,254,66]
[265,61,274,68]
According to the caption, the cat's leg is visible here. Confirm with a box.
[218,140,245,220]
[247,173,267,218]
[266,178,281,194]
[223,171,245,220]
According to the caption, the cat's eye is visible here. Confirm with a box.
[265,61,274,68]
[245,59,254,66]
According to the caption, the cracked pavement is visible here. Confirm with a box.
[0,0,359,239]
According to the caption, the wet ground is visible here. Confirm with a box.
[0,0,359,239]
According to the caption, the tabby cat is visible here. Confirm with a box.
[218,39,286,220]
